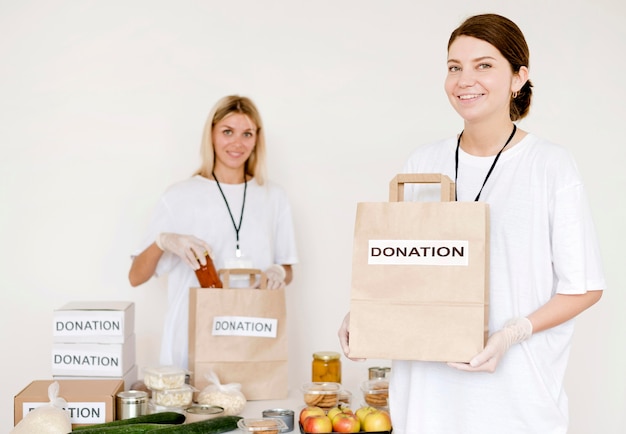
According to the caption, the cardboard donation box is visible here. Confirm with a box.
[14,379,124,427]
[189,269,289,400]
[52,333,136,377]
[53,301,134,343]
[349,174,489,362]
[52,301,136,387]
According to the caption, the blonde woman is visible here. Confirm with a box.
[130,95,298,369]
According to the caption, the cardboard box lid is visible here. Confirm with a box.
[16,379,124,400]
[56,301,134,312]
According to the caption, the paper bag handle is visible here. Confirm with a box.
[218,268,268,289]
[389,173,455,202]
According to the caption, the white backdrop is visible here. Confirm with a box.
[1,1,624,432]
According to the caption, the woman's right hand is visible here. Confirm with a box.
[156,233,213,270]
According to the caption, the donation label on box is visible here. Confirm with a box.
[52,334,136,377]
[53,301,134,343]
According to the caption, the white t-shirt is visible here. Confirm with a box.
[133,175,299,368]
[390,133,605,434]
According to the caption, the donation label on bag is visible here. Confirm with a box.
[349,173,489,363]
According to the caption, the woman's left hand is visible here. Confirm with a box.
[263,264,286,289]
[447,317,532,373]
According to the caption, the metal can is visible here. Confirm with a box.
[312,351,342,383]
[262,408,294,433]
[368,366,391,380]
[116,390,148,420]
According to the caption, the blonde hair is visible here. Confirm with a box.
[195,95,267,185]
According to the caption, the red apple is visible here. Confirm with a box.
[299,406,326,425]
[302,414,333,433]
[332,411,361,433]
[362,409,392,432]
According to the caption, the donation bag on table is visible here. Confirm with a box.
[349,173,489,362]
[189,268,288,400]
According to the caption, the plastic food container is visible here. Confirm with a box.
[262,409,294,433]
[361,379,389,409]
[143,366,187,390]
[338,389,352,407]
[184,404,224,423]
[151,384,194,408]
[238,417,287,433]
[301,382,341,409]
[147,401,186,415]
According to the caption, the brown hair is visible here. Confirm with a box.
[195,95,267,185]
[448,14,533,121]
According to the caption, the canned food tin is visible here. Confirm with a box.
[116,390,148,420]
[368,366,391,380]
[262,408,294,433]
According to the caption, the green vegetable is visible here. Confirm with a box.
[146,415,242,433]
[71,412,185,431]
[70,423,167,433]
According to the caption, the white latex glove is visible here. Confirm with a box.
[263,264,286,290]
[338,312,366,362]
[448,317,532,373]
[156,233,212,270]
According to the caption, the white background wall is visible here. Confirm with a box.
[1,0,624,432]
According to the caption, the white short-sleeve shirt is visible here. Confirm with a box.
[133,175,299,368]
[391,133,605,434]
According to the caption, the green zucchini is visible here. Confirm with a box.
[71,412,185,431]
[146,415,242,433]
[70,423,167,433]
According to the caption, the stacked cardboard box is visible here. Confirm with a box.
[14,379,124,427]
[52,301,137,387]
[13,301,138,427]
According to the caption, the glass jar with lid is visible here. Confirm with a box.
[312,351,342,383]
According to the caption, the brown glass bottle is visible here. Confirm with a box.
[194,251,222,288]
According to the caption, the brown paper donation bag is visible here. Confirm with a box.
[189,269,288,400]
[349,174,489,362]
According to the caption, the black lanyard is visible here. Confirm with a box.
[454,124,517,201]
[212,172,247,256]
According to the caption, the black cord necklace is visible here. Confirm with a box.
[212,171,247,257]
[454,124,517,201]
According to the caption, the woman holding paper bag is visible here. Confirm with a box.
[129,95,298,369]
[339,13,604,434]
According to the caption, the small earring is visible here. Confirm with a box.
[512,91,519,99]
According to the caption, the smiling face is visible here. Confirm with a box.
[211,112,257,177]
[445,35,526,125]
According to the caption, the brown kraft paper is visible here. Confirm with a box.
[349,173,489,362]
[189,269,288,400]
